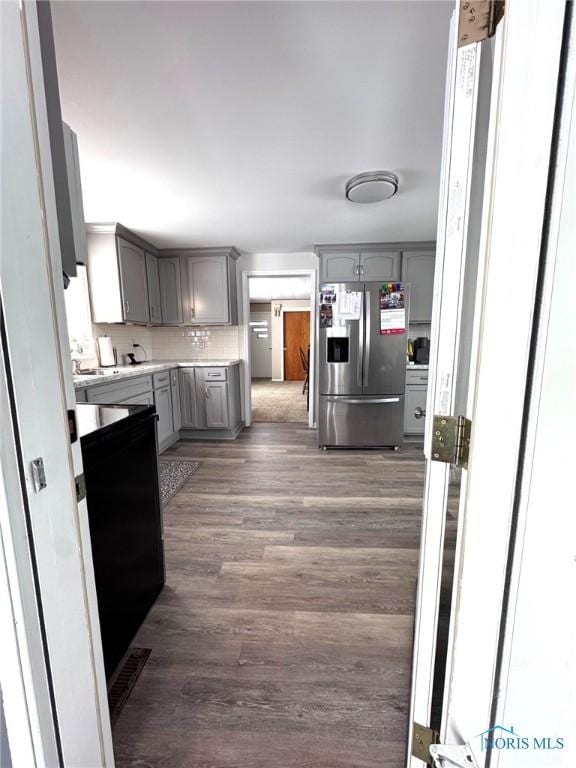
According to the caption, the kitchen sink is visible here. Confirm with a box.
[76,369,120,376]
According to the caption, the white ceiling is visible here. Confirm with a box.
[52,1,452,253]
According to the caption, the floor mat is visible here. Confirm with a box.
[159,459,200,505]
[108,647,151,728]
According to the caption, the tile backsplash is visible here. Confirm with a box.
[91,324,239,365]
[150,326,240,361]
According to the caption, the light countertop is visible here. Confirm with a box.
[73,359,242,389]
[407,363,429,370]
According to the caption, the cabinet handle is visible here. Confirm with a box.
[360,264,365,276]
[190,306,195,319]
[124,299,130,315]
[205,387,210,399]
[414,407,426,419]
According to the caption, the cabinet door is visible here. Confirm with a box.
[320,252,360,282]
[170,369,182,432]
[159,257,183,324]
[404,385,427,435]
[146,253,162,324]
[154,385,173,444]
[360,251,401,281]
[204,382,230,428]
[186,255,230,324]
[118,238,149,323]
[401,251,436,323]
[179,369,198,428]
[62,122,87,275]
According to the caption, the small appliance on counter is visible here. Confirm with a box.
[413,337,430,364]
[127,343,147,366]
[79,403,164,680]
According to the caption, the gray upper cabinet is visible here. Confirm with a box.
[316,244,402,283]
[401,250,436,323]
[360,251,401,281]
[159,257,183,325]
[86,225,152,325]
[319,252,359,282]
[62,122,87,275]
[118,239,149,323]
[146,253,162,324]
[179,248,239,325]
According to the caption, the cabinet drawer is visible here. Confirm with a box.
[153,370,170,389]
[201,367,228,381]
[406,369,429,385]
[86,375,153,404]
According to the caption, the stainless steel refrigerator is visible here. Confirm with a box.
[318,281,408,448]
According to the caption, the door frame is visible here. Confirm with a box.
[1,1,113,764]
[408,0,568,764]
[280,307,311,382]
[240,269,317,428]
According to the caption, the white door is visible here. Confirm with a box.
[1,1,113,765]
[408,1,568,766]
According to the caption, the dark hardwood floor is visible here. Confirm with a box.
[113,424,425,768]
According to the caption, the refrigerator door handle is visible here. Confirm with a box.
[324,397,401,404]
[357,291,364,387]
[364,291,371,386]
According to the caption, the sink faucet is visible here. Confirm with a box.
[72,359,82,375]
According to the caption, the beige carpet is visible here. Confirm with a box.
[251,379,308,423]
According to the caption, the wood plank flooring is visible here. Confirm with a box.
[113,424,426,768]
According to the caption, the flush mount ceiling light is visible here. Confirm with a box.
[345,171,399,204]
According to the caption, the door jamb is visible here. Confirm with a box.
[240,269,317,428]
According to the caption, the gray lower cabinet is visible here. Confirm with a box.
[159,257,183,324]
[170,368,182,432]
[154,385,173,445]
[146,253,162,324]
[179,365,242,438]
[204,382,229,428]
[401,251,435,323]
[404,386,427,435]
[179,369,198,428]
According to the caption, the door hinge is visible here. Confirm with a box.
[458,0,505,47]
[75,473,86,502]
[412,722,439,765]
[431,415,471,469]
[430,743,479,768]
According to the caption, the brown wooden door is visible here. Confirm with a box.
[283,311,310,381]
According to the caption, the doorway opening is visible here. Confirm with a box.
[244,273,315,425]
